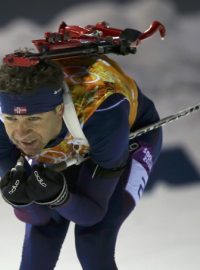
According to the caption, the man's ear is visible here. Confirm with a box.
[55,103,64,118]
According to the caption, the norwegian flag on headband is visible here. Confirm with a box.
[14,106,27,114]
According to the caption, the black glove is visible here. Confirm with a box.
[26,165,69,207]
[0,168,30,207]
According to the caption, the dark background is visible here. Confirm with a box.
[1,0,200,26]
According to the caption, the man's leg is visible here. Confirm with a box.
[19,215,70,270]
[75,168,136,270]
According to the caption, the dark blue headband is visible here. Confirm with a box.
[0,85,64,115]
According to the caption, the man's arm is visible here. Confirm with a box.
[0,120,53,225]
[0,120,21,176]
[0,120,33,176]
[56,94,131,225]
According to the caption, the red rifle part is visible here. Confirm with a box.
[139,20,166,41]
[3,20,166,67]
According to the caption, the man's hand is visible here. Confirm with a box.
[27,166,69,207]
[0,168,30,207]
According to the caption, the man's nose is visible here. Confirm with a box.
[15,122,31,137]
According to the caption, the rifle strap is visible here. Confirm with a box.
[62,83,89,146]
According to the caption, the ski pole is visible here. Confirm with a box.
[16,102,200,171]
[129,102,200,139]
[51,101,200,170]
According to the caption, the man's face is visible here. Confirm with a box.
[2,106,63,156]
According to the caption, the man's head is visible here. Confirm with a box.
[0,57,64,93]
[0,57,65,156]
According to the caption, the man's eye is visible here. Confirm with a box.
[28,117,41,121]
[4,116,16,121]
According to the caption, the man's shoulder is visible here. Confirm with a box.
[0,119,9,138]
[0,118,5,129]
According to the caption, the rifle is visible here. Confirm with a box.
[3,20,166,67]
